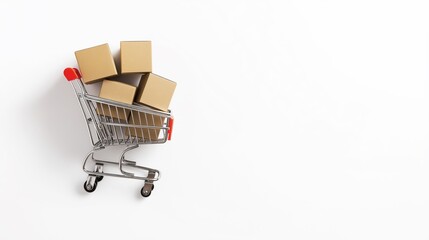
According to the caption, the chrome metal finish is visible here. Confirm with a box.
[119,145,139,177]
[68,76,172,197]
[142,171,156,194]
[85,175,96,190]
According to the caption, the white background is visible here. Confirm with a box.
[1,0,429,239]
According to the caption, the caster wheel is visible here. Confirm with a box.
[141,189,151,197]
[96,175,104,182]
[84,180,97,193]
[140,185,154,197]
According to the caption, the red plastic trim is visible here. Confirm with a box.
[64,68,79,81]
[73,68,82,78]
[168,117,174,141]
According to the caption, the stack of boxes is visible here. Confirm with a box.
[74,41,176,140]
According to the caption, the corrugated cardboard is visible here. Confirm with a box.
[96,80,136,120]
[120,41,152,73]
[135,73,176,112]
[75,43,118,84]
[127,111,165,140]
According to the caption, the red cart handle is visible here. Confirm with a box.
[64,68,81,81]
[168,117,174,141]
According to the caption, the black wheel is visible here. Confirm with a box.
[141,186,152,197]
[96,175,104,182]
[83,180,97,193]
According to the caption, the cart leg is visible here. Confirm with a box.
[95,163,104,182]
[119,145,139,177]
[141,171,156,197]
[83,162,104,193]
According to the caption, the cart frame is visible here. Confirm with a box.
[63,68,174,197]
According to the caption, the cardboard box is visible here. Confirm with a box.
[96,80,136,120]
[127,110,165,140]
[120,41,152,73]
[75,43,118,84]
[135,73,176,112]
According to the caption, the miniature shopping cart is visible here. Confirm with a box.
[63,68,174,197]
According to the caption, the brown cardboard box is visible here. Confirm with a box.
[127,110,165,140]
[75,44,118,84]
[120,41,152,73]
[135,73,176,112]
[96,80,136,120]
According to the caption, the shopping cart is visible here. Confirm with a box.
[63,68,174,197]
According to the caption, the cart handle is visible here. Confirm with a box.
[64,68,81,81]
[168,117,174,141]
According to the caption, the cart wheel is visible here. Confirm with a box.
[140,185,153,197]
[84,180,97,193]
[96,176,104,182]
